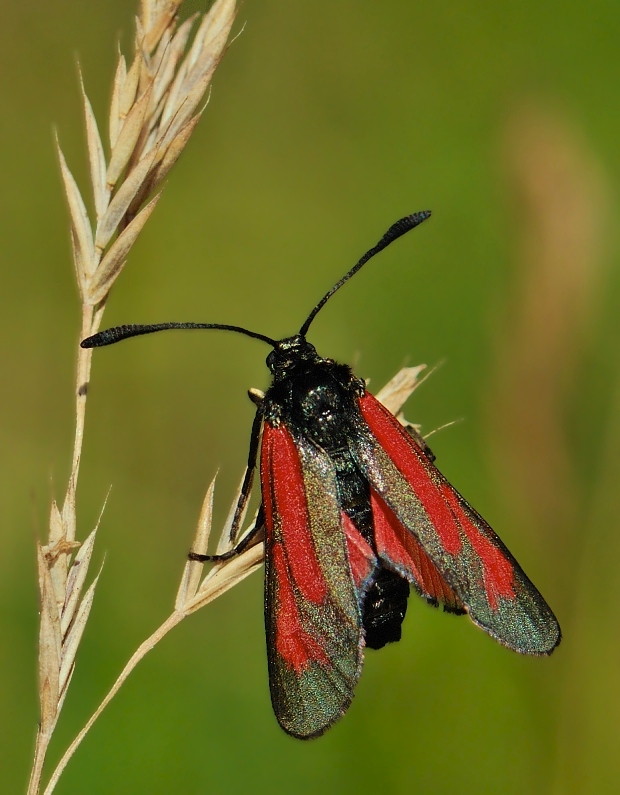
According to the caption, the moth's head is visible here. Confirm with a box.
[266,335,318,377]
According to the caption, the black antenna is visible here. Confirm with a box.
[298,210,431,338]
[82,212,431,351]
[81,322,278,349]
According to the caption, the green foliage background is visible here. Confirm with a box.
[2,1,620,792]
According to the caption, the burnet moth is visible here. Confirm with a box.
[82,211,561,739]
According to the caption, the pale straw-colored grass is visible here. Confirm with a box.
[28,2,239,792]
[41,478,265,795]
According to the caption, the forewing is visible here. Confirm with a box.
[352,393,561,655]
[261,420,369,739]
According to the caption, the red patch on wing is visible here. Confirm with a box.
[371,489,462,610]
[341,512,375,591]
[261,422,328,605]
[271,542,331,673]
[358,393,462,555]
[440,485,515,609]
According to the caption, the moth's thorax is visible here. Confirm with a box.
[264,341,365,446]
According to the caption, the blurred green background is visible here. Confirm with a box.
[2,1,620,792]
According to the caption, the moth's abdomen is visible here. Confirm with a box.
[363,568,410,649]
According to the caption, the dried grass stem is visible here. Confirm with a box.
[28,2,239,793]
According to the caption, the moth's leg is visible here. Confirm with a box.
[403,421,436,462]
[192,506,265,563]
[189,405,264,562]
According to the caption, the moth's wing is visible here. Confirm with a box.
[261,421,376,739]
[352,393,561,655]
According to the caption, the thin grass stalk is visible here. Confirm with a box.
[43,544,264,795]
[67,303,106,508]
[28,2,239,793]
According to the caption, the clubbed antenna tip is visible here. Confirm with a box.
[299,210,431,337]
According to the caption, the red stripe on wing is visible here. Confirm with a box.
[371,488,463,611]
[262,422,328,606]
[270,541,331,674]
[358,394,463,556]
[440,484,514,609]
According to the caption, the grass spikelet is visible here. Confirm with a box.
[42,477,264,795]
[28,2,239,793]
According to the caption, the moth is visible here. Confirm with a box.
[83,211,561,739]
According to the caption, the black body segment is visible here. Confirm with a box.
[362,568,410,649]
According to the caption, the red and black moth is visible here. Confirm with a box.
[82,211,561,739]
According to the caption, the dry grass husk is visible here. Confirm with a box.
[28,2,238,793]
